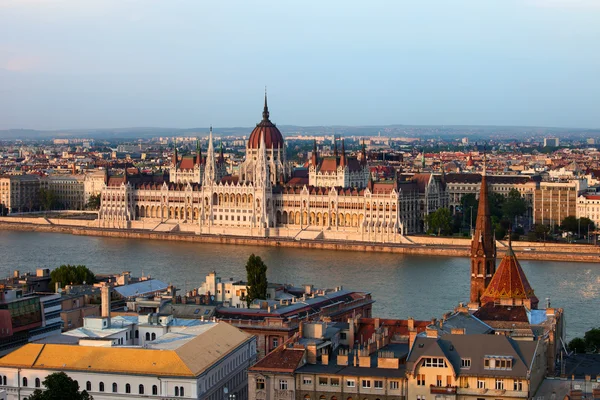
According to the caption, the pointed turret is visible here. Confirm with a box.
[311,139,318,167]
[171,137,178,169]
[470,147,496,304]
[340,139,346,167]
[203,126,216,186]
[195,139,202,166]
[480,232,539,309]
[218,140,225,164]
[262,88,269,121]
[360,140,367,166]
[333,136,338,157]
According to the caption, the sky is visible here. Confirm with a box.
[0,0,599,130]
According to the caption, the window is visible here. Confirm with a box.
[139,384,145,394]
[461,358,471,368]
[113,383,118,393]
[175,387,179,396]
[99,382,104,392]
[362,380,371,388]
[436,375,442,387]
[374,380,383,389]
[256,378,265,390]
[390,381,399,390]
[340,332,347,340]
[417,374,425,386]
[180,387,185,396]
[86,381,91,391]
[23,377,28,387]
[272,338,279,348]
[153,385,158,395]
[146,332,150,340]
[514,380,523,391]
[135,330,139,339]
[331,378,340,387]
[477,380,485,389]
[151,332,156,340]
[35,378,40,388]
[126,383,131,393]
[303,376,313,385]
[423,357,447,367]
[495,379,504,390]
[346,380,355,388]
[417,396,426,400]
[279,380,288,390]
[319,377,328,386]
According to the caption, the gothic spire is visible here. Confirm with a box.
[196,139,202,166]
[340,139,346,167]
[262,87,269,121]
[203,126,216,186]
[311,139,318,167]
[361,140,367,166]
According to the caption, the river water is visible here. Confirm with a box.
[1,230,598,339]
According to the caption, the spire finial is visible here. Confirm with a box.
[263,87,269,120]
[483,144,487,176]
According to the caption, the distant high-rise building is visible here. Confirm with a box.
[587,138,596,145]
[543,137,559,147]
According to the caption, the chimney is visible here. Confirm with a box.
[307,343,318,364]
[409,330,418,350]
[426,327,438,338]
[101,284,111,327]
[407,317,415,331]
[55,282,62,293]
[374,318,380,329]
[13,270,19,278]
[299,321,304,338]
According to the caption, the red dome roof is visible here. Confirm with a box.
[247,94,284,149]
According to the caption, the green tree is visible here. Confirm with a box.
[426,207,453,236]
[568,337,587,353]
[39,188,59,211]
[245,254,268,307]
[50,265,96,290]
[579,217,595,236]
[502,189,528,220]
[26,372,93,400]
[561,216,578,233]
[86,194,101,210]
[584,327,600,352]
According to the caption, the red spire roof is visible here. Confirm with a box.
[480,243,539,309]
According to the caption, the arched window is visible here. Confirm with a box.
[139,384,145,394]
[135,330,139,339]
[175,387,180,396]
[22,377,27,387]
[152,385,158,395]
[35,378,40,388]
[99,382,104,392]
[86,381,91,391]
[113,382,118,392]
[145,332,150,340]
[126,383,131,393]
[180,386,184,396]
[2,376,6,385]
[151,332,156,340]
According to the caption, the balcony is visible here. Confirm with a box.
[430,385,457,395]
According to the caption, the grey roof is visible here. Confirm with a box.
[114,279,168,298]
[428,312,494,335]
[161,303,216,319]
[407,334,539,378]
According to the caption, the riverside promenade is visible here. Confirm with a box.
[1,216,599,263]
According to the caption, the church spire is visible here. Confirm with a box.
[196,139,202,166]
[311,139,318,167]
[262,87,270,121]
[340,139,346,167]
[361,140,367,166]
[203,126,216,186]
[469,143,496,304]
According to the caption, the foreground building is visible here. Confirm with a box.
[98,95,424,240]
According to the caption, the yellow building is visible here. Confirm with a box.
[406,333,545,400]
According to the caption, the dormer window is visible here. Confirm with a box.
[484,356,512,370]
[460,358,471,368]
[422,357,447,367]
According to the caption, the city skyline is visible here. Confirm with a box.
[1,0,600,130]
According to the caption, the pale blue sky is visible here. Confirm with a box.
[1,0,599,130]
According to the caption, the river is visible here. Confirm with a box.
[1,230,598,339]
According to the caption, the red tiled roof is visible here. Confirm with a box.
[250,347,305,372]
[179,157,195,170]
[480,247,539,308]
[411,173,431,192]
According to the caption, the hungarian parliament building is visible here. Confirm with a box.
[98,97,448,242]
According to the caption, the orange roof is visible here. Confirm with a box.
[480,246,539,308]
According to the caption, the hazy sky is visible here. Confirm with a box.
[1,0,599,130]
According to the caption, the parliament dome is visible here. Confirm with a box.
[247,94,284,150]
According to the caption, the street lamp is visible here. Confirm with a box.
[223,387,236,400]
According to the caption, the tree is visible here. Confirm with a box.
[561,216,578,233]
[39,188,59,211]
[50,265,96,290]
[578,217,595,236]
[568,337,587,353]
[86,194,101,210]
[26,372,93,400]
[426,207,453,236]
[502,189,528,220]
[245,254,268,307]
[584,327,600,352]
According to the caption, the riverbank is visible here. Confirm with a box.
[2,220,599,263]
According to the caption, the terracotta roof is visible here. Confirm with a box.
[480,246,539,308]
[179,157,195,170]
[250,347,305,373]
[473,302,530,324]
[411,173,431,192]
